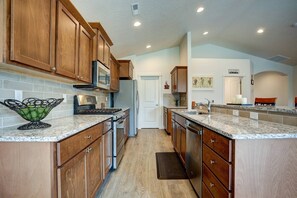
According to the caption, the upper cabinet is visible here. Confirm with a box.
[110,54,120,92]
[118,60,134,80]
[89,22,113,69]
[170,66,187,93]
[9,0,56,71]
[1,0,95,83]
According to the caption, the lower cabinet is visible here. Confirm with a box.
[0,121,111,198]
[58,138,103,198]
[124,109,130,142]
[171,112,186,164]
[103,129,112,178]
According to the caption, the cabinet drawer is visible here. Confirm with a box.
[175,114,186,127]
[203,128,232,162]
[57,123,102,166]
[203,164,231,198]
[202,182,214,198]
[203,144,232,190]
[103,119,112,134]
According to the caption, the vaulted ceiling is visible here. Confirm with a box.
[72,0,297,66]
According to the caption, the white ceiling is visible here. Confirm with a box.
[72,0,297,66]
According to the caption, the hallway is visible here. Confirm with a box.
[97,129,197,198]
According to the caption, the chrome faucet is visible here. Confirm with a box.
[196,98,212,113]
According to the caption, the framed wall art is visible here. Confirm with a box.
[192,75,214,90]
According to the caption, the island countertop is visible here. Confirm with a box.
[0,115,112,142]
[172,109,297,139]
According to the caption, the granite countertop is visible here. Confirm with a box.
[213,104,297,115]
[172,109,297,140]
[0,115,112,142]
[164,105,187,109]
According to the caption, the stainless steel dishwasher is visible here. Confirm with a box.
[185,120,203,197]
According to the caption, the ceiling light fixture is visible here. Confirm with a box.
[257,28,264,34]
[203,31,208,35]
[146,45,151,49]
[134,21,142,27]
[197,7,204,13]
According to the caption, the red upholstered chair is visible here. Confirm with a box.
[295,97,297,107]
[254,97,277,106]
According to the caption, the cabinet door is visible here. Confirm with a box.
[180,127,186,164]
[57,149,87,198]
[86,138,103,198]
[167,109,172,135]
[104,42,110,68]
[103,130,113,177]
[114,62,120,90]
[97,33,105,64]
[125,116,130,141]
[78,25,92,83]
[10,0,56,71]
[176,124,181,153]
[56,1,79,79]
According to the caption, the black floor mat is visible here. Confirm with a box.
[155,152,188,180]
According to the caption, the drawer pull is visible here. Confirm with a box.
[210,160,216,164]
[210,183,215,188]
[85,135,92,139]
[210,139,216,143]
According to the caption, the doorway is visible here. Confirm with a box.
[224,77,242,104]
[138,75,161,128]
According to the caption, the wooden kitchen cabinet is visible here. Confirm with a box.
[164,107,186,135]
[78,25,93,83]
[124,109,130,142]
[118,60,134,79]
[202,127,233,197]
[8,0,56,71]
[110,54,120,92]
[170,66,187,93]
[56,1,94,82]
[103,119,113,178]
[1,0,95,83]
[57,148,87,198]
[89,22,113,68]
[171,112,186,165]
[87,138,103,198]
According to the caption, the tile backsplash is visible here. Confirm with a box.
[0,71,109,128]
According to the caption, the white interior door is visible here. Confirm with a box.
[224,77,242,104]
[139,76,160,128]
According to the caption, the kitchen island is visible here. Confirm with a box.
[172,109,297,198]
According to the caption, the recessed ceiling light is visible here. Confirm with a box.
[134,21,141,27]
[203,31,208,35]
[197,7,204,13]
[257,28,264,34]
[146,45,151,49]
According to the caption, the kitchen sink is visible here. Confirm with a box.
[184,110,209,115]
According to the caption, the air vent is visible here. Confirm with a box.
[268,55,289,63]
[131,3,139,15]
[228,69,240,74]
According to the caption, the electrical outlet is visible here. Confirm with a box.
[63,94,67,103]
[250,112,258,120]
[15,90,23,101]
[233,110,239,116]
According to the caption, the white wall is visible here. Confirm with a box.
[190,59,251,104]
[192,44,295,106]
[254,72,288,106]
[128,47,180,94]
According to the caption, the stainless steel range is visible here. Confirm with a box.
[74,95,126,169]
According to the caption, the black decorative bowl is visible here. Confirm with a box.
[0,98,64,130]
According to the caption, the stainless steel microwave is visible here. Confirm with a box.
[93,61,110,90]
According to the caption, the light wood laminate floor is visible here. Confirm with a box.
[96,129,197,198]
